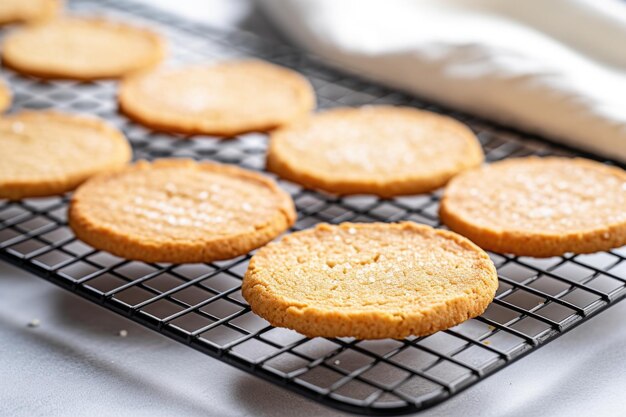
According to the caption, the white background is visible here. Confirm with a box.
[1,1,625,416]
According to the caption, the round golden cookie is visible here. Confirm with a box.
[0,0,61,25]
[0,111,131,200]
[440,157,626,257]
[118,60,316,136]
[2,17,164,80]
[0,78,11,113]
[267,106,484,197]
[242,222,497,339]
[69,159,296,263]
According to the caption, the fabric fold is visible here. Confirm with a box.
[259,0,626,162]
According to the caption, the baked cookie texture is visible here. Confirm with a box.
[440,156,626,257]
[118,60,316,136]
[0,111,131,200]
[2,17,164,80]
[0,78,11,113]
[0,0,61,25]
[69,159,296,263]
[267,106,484,197]
[243,222,498,339]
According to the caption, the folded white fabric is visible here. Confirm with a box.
[259,0,626,162]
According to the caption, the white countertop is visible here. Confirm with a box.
[2,260,626,417]
[2,1,626,416]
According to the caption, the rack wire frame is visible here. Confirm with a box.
[2,0,626,414]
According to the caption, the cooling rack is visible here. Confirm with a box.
[1,0,626,415]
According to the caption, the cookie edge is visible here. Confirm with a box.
[0,77,11,113]
[242,221,498,339]
[2,17,165,80]
[267,106,484,197]
[440,156,626,257]
[0,0,63,26]
[117,60,316,137]
[68,159,297,263]
[0,110,132,200]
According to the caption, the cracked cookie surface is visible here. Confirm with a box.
[440,157,626,257]
[242,222,497,339]
[69,159,296,263]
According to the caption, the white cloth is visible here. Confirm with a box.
[259,0,626,162]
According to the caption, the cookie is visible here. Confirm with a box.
[0,78,11,113]
[440,157,626,257]
[242,222,497,339]
[69,159,296,263]
[267,106,484,197]
[0,0,61,25]
[0,111,131,200]
[118,60,315,136]
[2,17,164,80]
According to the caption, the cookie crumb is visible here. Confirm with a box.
[27,318,40,328]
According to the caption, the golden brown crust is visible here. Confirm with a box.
[118,60,316,137]
[0,78,11,113]
[440,157,626,257]
[266,106,484,197]
[2,17,164,80]
[243,222,498,339]
[69,159,296,263]
[0,111,131,200]
[0,0,62,26]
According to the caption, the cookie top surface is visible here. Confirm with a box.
[0,0,61,25]
[2,17,164,79]
[69,159,296,263]
[440,157,626,256]
[0,111,131,199]
[0,78,11,113]
[243,222,497,339]
[118,60,316,136]
[267,106,484,197]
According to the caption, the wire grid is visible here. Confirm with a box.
[2,0,626,414]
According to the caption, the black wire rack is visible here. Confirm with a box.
[2,0,626,415]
